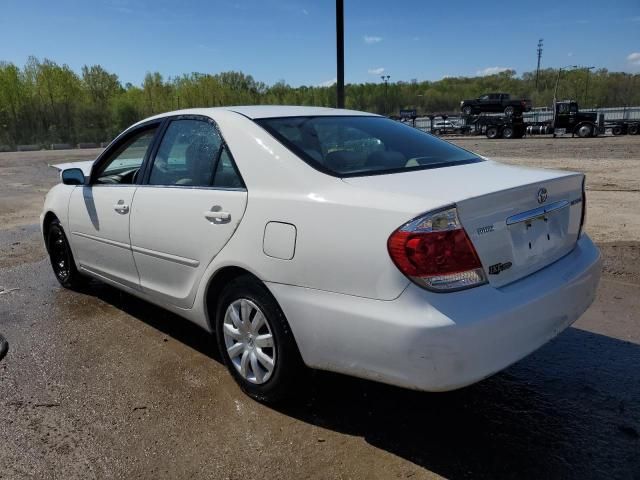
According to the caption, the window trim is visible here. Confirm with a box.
[88,119,163,186]
[140,114,246,190]
[254,115,483,178]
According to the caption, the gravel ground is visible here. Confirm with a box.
[1,135,639,479]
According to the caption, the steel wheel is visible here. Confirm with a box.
[504,106,515,116]
[222,298,276,384]
[577,124,593,138]
[486,126,500,139]
[462,106,473,116]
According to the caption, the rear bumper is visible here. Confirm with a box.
[268,235,601,391]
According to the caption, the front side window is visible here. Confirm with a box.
[94,127,157,184]
[148,119,222,187]
[257,116,482,177]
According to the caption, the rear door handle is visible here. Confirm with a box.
[204,211,231,221]
[114,202,129,214]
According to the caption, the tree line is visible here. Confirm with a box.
[0,56,638,146]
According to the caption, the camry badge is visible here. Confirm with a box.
[537,188,548,204]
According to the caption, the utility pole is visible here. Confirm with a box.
[381,75,390,115]
[336,0,345,108]
[583,66,595,107]
[535,38,543,90]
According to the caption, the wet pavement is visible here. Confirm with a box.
[1,251,639,479]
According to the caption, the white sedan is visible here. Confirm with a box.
[42,106,601,402]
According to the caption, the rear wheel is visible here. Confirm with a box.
[216,275,304,403]
[629,124,639,135]
[612,125,623,136]
[433,129,441,136]
[462,105,473,116]
[47,220,87,289]
[504,106,515,116]
[486,126,500,139]
[502,126,515,139]
[576,123,593,138]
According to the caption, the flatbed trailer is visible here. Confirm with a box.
[423,101,640,139]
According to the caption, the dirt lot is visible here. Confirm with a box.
[1,136,639,479]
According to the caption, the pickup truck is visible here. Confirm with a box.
[460,93,532,116]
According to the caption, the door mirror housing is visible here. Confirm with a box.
[61,168,86,185]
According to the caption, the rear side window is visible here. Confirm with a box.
[256,116,481,177]
[212,147,244,189]
[148,119,222,187]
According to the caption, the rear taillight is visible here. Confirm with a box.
[388,206,487,292]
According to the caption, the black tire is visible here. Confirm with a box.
[462,105,473,116]
[576,123,593,138]
[47,220,87,289]
[0,334,8,362]
[629,124,639,135]
[433,129,441,136]
[502,126,515,139]
[215,275,304,403]
[504,106,515,116]
[486,126,500,139]
[612,125,623,136]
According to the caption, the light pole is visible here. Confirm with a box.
[336,0,344,108]
[381,75,390,115]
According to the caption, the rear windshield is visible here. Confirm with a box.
[256,116,482,177]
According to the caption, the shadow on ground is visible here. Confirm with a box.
[86,281,640,480]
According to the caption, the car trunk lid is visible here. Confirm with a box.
[343,160,584,288]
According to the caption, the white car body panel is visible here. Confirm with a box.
[68,185,141,289]
[129,187,248,308]
[268,235,600,391]
[41,106,602,392]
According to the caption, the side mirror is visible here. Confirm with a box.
[61,168,86,185]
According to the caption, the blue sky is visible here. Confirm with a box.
[1,0,639,86]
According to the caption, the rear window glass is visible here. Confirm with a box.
[256,116,482,177]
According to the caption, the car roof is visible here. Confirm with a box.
[141,105,378,122]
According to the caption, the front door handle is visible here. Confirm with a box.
[204,210,231,221]
[114,202,129,214]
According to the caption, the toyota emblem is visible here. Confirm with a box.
[537,188,548,204]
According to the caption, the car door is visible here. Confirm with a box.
[67,123,160,290]
[477,94,491,111]
[129,116,248,309]
[488,94,501,112]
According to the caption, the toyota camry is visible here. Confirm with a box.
[42,106,602,402]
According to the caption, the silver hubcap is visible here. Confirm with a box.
[223,299,275,384]
[579,125,591,137]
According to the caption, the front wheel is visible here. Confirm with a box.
[216,275,305,403]
[47,220,87,289]
[504,106,515,116]
[576,123,593,138]
[462,106,473,116]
